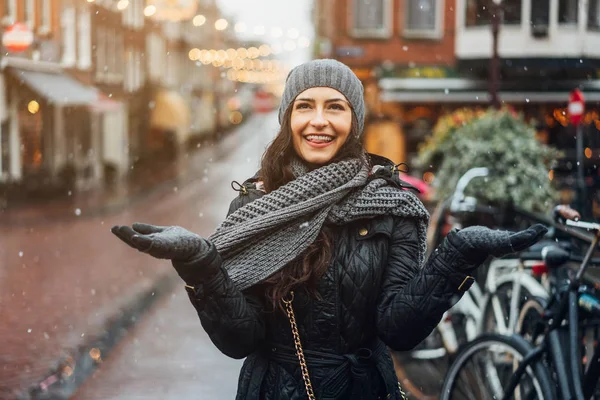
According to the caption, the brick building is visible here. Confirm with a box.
[314,0,600,167]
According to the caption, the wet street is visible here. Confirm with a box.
[73,284,241,399]
[0,112,278,398]
[70,114,281,399]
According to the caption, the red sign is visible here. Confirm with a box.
[568,89,585,126]
[2,23,34,53]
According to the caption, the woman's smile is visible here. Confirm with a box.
[304,134,336,148]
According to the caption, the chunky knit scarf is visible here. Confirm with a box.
[208,158,430,291]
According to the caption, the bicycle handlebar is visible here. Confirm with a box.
[566,219,600,231]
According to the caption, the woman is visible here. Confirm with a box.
[111,59,547,400]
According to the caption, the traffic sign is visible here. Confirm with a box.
[2,23,34,53]
[568,88,585,126]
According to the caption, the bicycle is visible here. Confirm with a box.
[440,218,600,400]
[394,167,551,399]
[392,169,490,399]
[393,168,578,399]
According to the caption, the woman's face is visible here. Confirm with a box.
[290,87,353,167]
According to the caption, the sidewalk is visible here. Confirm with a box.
[0,141,219,227]
[0,151,208,399]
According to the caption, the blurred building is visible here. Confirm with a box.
[314,0,600,169]
[0,0,245,201]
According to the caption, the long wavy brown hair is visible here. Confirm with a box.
[259,104,368,311]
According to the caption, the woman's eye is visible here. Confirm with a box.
[296,103,310,109]
[329,103,345,110]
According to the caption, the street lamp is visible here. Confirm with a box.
[489,0,502,109]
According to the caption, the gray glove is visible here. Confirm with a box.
[448,224,548,264]
[111,223,210,261]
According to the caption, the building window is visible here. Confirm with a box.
[349,0,392,38]
[124,48,134,92]
[134,0,144,28]
[531,0,550,32]
[589,0,600,29]
[559,0,578,24]
[135,49,142,90]
[116,33,124,81]
[39,0,51,34]
[25,0,35,29]
[95,27,106,81]
[77,8,91,69]
[105,28,117,82]
[465,0,521,26]
[404,0,443,38]
[61,6,76,66]
[146,33,165,81]
[2,0,16,25]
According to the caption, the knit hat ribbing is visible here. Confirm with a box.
[278,59,365,137]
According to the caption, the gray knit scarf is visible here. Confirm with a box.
[208,158,430,291]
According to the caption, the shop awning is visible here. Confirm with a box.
[8,67,99,106]
[379,78,600,104]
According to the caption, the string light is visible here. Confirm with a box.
[188,48,201,60]
[186,15,309,43]
[232,58,244,70]
[215,18,228,31]
[247,47,260,59]
[117,0,128,10]
[144,5,156,17]
[193,15,206,26]
[186,44,292,84]
[226,48,237,59]
[234,22,247,33]
[259,44,271,57]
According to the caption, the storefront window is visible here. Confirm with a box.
[19,100,44,174]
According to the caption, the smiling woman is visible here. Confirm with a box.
[111,58,549,400]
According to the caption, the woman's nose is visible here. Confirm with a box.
[310,110,329,128]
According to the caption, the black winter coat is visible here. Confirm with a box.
[177,161,479,400]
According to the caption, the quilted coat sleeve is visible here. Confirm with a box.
[178,190,266,360]
[376,217,479,351]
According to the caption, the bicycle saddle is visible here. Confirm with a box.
[541,245,571,268]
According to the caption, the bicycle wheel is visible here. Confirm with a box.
[440,334,554,400]
[392,311,475,399]
[516,297,547,346]
[482,282,536,335]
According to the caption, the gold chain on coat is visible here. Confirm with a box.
[282,291,317,400]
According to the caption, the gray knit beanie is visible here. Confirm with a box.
[278,59,365,137]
